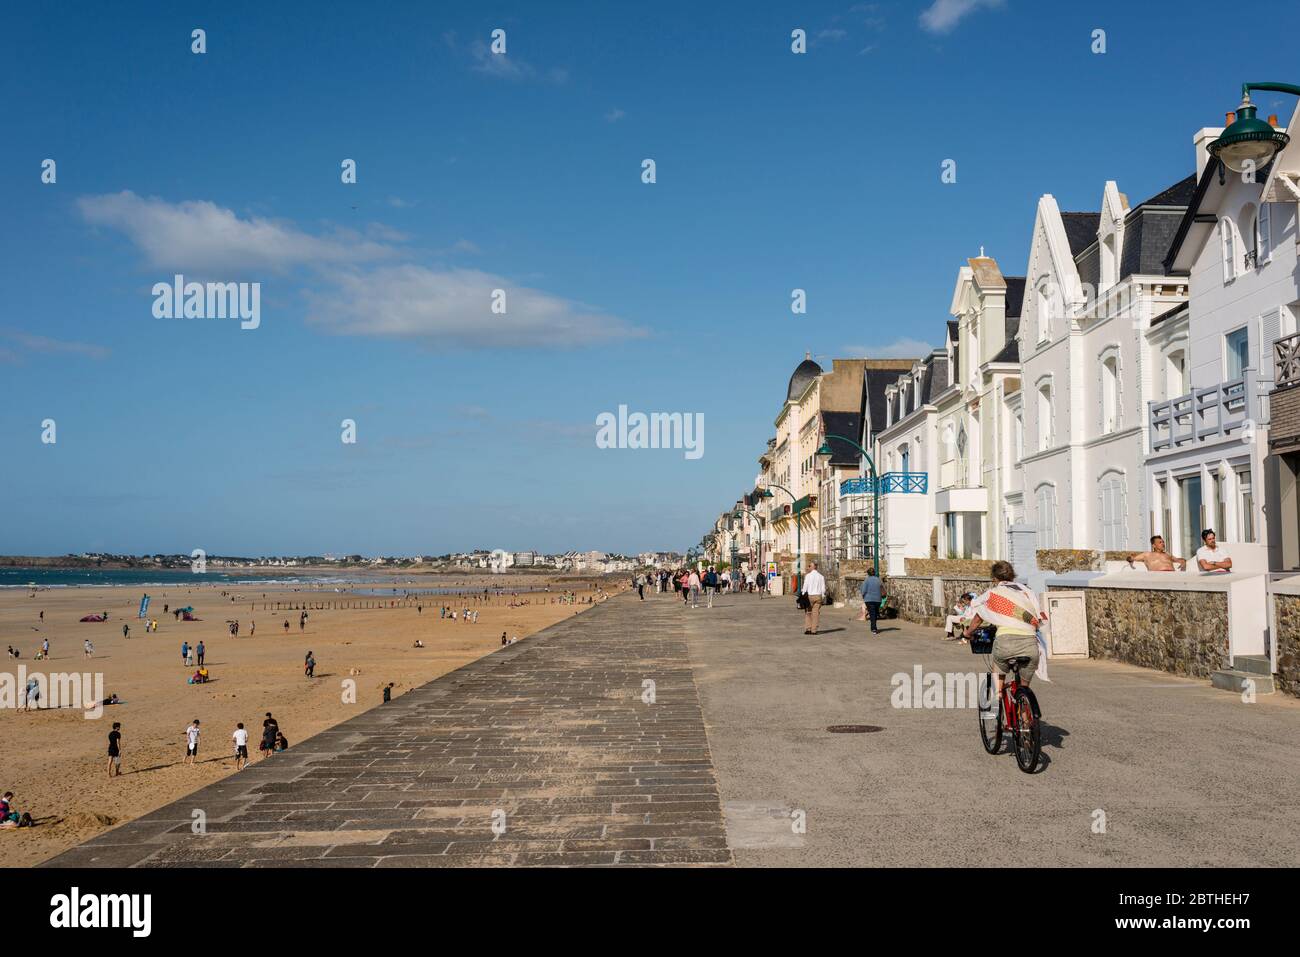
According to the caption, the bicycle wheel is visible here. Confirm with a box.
[1012,687,1041,773]
[978,673,1002,754]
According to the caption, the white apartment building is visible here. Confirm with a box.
[1019,175,1194,553]
[1147,113,1300,570]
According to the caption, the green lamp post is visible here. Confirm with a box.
[760,484,802,587]
[816,434,881,576]
[1208,83,1295,175]
[731,504,764,579]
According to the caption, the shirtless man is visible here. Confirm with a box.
[1127,535,1187,572]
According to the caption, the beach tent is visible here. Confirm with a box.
[182,612,200,621]
[79,614,106,622]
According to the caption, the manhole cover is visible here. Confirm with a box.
[826,724,883,733]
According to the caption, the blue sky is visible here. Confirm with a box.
[3,0,1299,556]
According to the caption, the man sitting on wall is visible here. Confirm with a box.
[1127,535,1187,572]
[1195,529,1233,573]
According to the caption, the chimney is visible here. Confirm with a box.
[1269,114,1280,127]
[1194,126,1226,180]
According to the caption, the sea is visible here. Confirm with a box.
[0,567,550,594]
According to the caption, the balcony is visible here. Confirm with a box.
[838,472,928,496]
[1149,379,1251,451]
[1276,333,1300,390]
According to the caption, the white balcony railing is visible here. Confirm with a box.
[1149,376,1259,451]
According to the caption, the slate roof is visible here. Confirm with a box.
[820,411,864,467]
[864,367,902,437]
[1060,212,1102,257]
[786,357,823,401]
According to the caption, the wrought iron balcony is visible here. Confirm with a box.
[1276,333,1300,390]
[1149,378,1250,451]
[838,472,928,496]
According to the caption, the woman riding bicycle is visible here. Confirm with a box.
[963,561,1046,689]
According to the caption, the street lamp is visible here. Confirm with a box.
[817,434,881,575]
[761,483,803,587]
[1208,83,1296,174]
[732,504,765,584]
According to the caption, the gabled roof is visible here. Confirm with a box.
[1004,276,1026,318]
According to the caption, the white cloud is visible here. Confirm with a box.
[0,330,110,361]
[78,193,636,351]
[605,108,626,123]
[468,39,567,84]
[304,264,645,349]
[919,0,1004,34]
[78,191,393,273]
[816,28,848,42]
[843,338,935,359]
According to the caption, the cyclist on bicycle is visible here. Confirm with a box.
[963,561,1046,689]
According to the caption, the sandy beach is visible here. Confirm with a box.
[0,572,623,866]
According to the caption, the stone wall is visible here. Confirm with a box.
[1272,594,1300,698]
[1036,549,1102,573]
[903,558,995,578]
[1070,586,1229,678]
[883,575,993,626]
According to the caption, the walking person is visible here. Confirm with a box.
[180,641,189,666]
[260,713,278,758]
[383,682,394,703]
[688,568,702,608]
[84,639,94,658]
[122,623,129,640]
[196,640,205,667]
[107,722,122,778]
[801,562,827,635]
[860,566,885,636]
[183,720,201,765]
[704,567,717,608]
[232,723,250,770]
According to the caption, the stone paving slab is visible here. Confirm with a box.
[43,595,733,868]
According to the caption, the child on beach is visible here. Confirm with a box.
[84,639,93,658]
[183,720,201,764]
[232,723,249,770]
[0,792,33,828]
[274,732,289,752]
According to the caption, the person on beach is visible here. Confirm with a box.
[283,619,290,633]
[7,646,18,659]
[383,682,394,704]
[41,638,49,658]
[274,732,289,752]
[107,722,122,778]
[163,604,168,615]
[250,620,255,637]
[501,632,508,646]
[22,677,40,711]
[1127,535,1187,572]
[84,639,94,658]
[183,720,201,765]
[305,653,316,678]
[181,641,190,666]
[0,792,32,829]
[196,640,205,667]
[260,714,278,758]
[232,723,249,770]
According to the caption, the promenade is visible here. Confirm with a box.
[45,590,1300,867]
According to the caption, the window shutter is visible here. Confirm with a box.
[1260,308,1281,375]
[1221,220,1235,282]
[1260,202,1272,261]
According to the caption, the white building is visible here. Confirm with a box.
[1019,175,1194,553]
[1148,113,1299,570]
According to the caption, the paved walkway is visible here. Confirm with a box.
[45,591,1300,867]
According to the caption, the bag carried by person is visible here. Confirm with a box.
[796,591,811,610]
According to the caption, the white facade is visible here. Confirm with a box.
[1147,118,1300,571]
[1019,180,1190,554]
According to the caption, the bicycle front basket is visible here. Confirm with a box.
[968,625,995,655]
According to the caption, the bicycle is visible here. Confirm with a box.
[969,625,1042,773]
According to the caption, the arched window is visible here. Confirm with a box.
[1165,347,1188,398]
[1036,282,1052,343]
[1037,383,1053,451]
[1035,485,1057,548]
[1099,472,1126,550]
[1101,353,1120,433]
[1220,218,1239,282]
